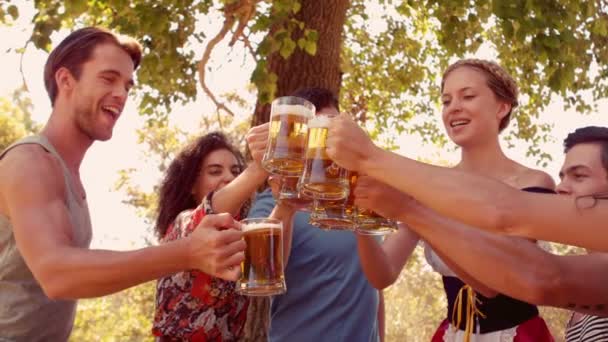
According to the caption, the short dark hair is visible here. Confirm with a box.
[291,87,340,112]
[43,26,142,106]
[564,126,608,175]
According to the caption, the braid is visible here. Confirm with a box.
[441,59,519,132]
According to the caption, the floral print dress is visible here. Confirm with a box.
[152,198,249,341]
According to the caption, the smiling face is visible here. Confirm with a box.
[557,143,608,197]
[191,148,242,204]
[61,42,135,141]
[441,66,512,147]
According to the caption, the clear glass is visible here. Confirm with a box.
[237,218,286,296]
[349,172,398,236]
[308,171,356,230]
[298,113,349,200]
[355,209,398,236]
[261,96,315,176]
[277,176,312,211]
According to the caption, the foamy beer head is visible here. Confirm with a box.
[306,115,332,157]
[262,96,315,176]
[237,218,285,296]
[299,114,349,201]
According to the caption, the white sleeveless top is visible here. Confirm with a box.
[0,135,92,342]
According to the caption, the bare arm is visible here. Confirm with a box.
[352,175,495,295]
[356,225,419,289]
[211,162,268,216]
[211,123,270,216]
[403,203,608,315]
[1,149,245,300]
[327,114,608,251]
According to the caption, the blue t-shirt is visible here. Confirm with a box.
[248,189,379,342]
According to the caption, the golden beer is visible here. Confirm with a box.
[299,115,349,200]
[278,176,312,210]
[308,171,356,230]
[237,218,285,296]
[350,172,398,236]
[356,208,398,235]
[262,97,314,176]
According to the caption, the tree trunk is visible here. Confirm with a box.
[251,0,350,127]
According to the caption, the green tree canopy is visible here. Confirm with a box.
[3,0,606,160]
[0,87,39,150]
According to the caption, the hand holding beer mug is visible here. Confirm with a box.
[326,113,380,172]
[246,122,271,165]
[237,218,286,296]
[299,113,350,200]
[190,213,245,281]
[262,96,314,175]
[351,173,398,236]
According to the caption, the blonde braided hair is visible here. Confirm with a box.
[441,59,519,132]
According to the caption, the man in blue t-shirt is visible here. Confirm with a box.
[248,87,382,342]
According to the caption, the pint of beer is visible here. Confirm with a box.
[278,176,312,210]
[355,208,398,236]
[350,172,398,236]
[308,171,356,230]
[299,114,349,200]
[262,96,314,176]
[237,218,286,296]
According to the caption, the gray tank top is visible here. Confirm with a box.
[0,135,92,342]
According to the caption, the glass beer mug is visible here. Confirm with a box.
[298,114,350,200]
[351,172,398,236]
[308,171,356,230]
[276,176,312,210]
[261,96,315,176]
[237,218,286,296]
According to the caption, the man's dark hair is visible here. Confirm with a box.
[564,126,608,175]
[43,26,142,106]
[291,87,340,112]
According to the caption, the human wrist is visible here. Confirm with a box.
[361,144,386,174]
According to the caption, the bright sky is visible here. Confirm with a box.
[1,2,606,250]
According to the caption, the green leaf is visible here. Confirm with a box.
[279,37,296,59]
[592,18,608,37]
[297,37,306,49]
[7,5,18,20]
[292,1,301,14]
[304,41,317,55]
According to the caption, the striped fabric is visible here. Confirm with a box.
[566,315,608,342]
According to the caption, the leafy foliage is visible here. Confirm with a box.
[0,87,40,151]
[12,0,607,160]
[70,282,156,342]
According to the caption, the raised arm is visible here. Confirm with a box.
[1,147,245,300]
[354,176,497,295]
[327,114,608,251]
[211,123,270,216]
[356,226,419,289]
[402,200,608,316]
[352,176,419,289]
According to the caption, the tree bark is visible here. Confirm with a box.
[251,0,350,126]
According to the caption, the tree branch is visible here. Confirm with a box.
[19,39,32,92]
[197,15,237,117]
[197,0,261,117]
